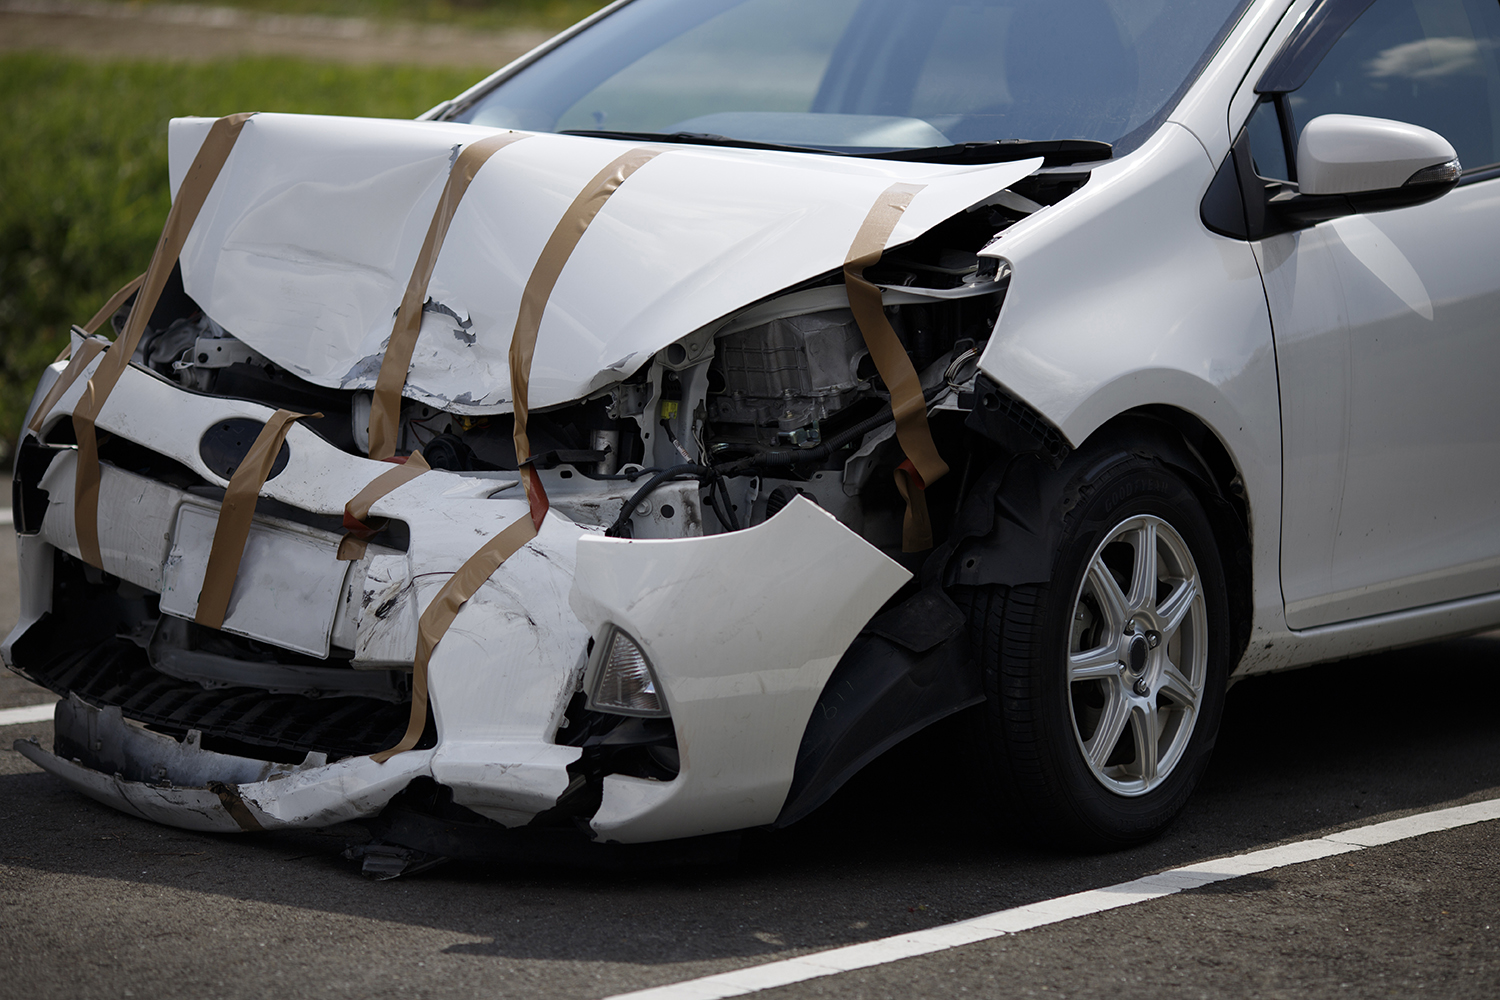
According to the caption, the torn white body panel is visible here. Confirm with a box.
[170,113,1040,412]
[570,497,910,843]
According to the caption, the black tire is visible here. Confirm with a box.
[959,447,1232,849]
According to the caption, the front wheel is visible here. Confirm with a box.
[962,451,1232,848]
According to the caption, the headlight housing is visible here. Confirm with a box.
[587,626,669,717]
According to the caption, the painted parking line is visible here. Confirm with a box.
[602,797,1500,1000]
[0,702,56,726]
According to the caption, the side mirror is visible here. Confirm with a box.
[1297,114,1458,196]
[1274,114,1461,226]
[1201,114,1462,240]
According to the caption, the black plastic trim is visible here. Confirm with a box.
[1255,0,1380,94]
[12,437,59,536]
[199,417,291,481]
[963,373,1071,466]
[1459,163,1500,186]
[775,587,980,829]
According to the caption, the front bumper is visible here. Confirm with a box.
[7,352,908,843]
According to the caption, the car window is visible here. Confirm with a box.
[1246,97,1293,180]
[453,0,1251,156]
[1289,0,1500,172]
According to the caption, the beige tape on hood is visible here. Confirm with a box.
[83,271,148,337]
[195,409,317,631]
[27,272,148,434]
[367,131,532,461]
[72,113,256,568]
[336,451,431,561]
[372,147,660,763]
[511,147,661,529]
[844,182,950,551]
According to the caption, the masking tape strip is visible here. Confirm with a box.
[27,271,149,434]
[336,451,432,561]
[510,147,661,529]
[372,147,660,762]
[194,409,317,631]
[83,271,147,337]
[73,113,256,568]
[208,781,265,832]
[367,131,532,461]
[370,513,537,764]
[844,182,949,551]
[894,460,934,552]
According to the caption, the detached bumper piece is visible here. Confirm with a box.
[16,694,330,833]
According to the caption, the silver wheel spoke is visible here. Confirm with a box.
[1086,682,1130,769]
[1129,700,1160,782]
[1088,561,1130,633]
[1067,513,1209,797]
[1159,661,1199,710]
[1155,574,1199,637]
[1069,646,1121,682]
[1127,520,1158,611]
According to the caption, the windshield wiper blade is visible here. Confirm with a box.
[559,130,836,155]
[559,131,1111,167]
[864,139,1113,167]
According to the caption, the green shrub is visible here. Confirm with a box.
[141,0,605,31]
[0,53,494,460]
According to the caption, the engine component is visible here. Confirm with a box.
[710,309,868,432]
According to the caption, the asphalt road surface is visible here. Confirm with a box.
[2,509,1497,999]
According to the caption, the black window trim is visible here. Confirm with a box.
[1255,0,1381,93]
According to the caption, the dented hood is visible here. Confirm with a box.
[172,113,1040,413]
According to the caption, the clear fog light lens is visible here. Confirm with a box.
[590,628,667,716]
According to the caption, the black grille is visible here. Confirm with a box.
[12,613,429,762]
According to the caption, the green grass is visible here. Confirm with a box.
[103,0,604,32]
[0,52,500,460]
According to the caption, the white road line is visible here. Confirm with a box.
[0,702,56,726]
[603,797,1500,1000]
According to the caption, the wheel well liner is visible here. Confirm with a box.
[939,407,1252,666]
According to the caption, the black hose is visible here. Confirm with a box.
[726,379,953,472]
[605,463,706,537]
[710,467,741,531]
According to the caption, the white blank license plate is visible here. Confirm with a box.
[159,502,350,657]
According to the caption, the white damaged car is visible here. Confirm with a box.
[9,0,1500,870]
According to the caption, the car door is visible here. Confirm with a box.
[1248,0,1500,629]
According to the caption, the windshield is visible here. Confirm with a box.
[450,0,1250,156]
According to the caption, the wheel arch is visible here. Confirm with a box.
[946,401,1253,669]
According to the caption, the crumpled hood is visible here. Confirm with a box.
[172,113,1040,413]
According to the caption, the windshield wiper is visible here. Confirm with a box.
[559,131,1111,168]
[865,139,1112,167]
[559,130,836,156]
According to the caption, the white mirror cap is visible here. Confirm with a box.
[1297,114,1458,196]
